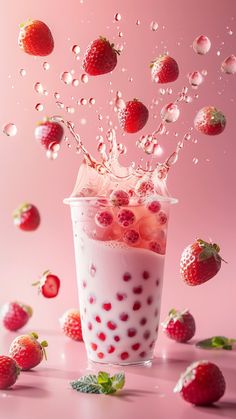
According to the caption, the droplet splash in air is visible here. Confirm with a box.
[71,45,80,55]
[114,13,121,21]
[192,35,211,55]
[46,150,58,160]
[81,74,89,83]
[160,103,180,123]
[3,123,17,137]
[35,103,44,112]
[60,71,73,85]
[89,98,96,105]
[34,82,44,94]
[43,62,50,71]
[56,101,64,109]
[150,21,158,31]
[80,98,87,106]
[216,51,221,56]
[221,55,236,74]
[136,19,141,26]
[19,69,26,77]
[188,71,204,87]
[66,106,75,113]
[193,157,199,165]
[72,79,79,87]
[54,92,60,100]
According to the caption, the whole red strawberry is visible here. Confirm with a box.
[0,356,20,389]
[151,55,179,83]
[60,309,83,341]
[162,309,196,343]
[180,239,223,286]
[1,301,33,332]
[82,37,119,76]
[13,203,40,231]
[18,19,54,56]
[194,106,226,135]
[34,120,64,150]
[33,270,60,298]
[9,332,48,370]
[174,361,226,405]
[118,99,149,133]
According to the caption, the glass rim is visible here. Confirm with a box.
[63,195,178,205]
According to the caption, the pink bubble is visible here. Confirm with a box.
[221,55,236,74]
[193,35,211,55]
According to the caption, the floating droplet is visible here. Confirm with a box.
[34,82,44,94]
[80,98,87,106]
[72,45,80,55]
[72,79,79,86]
[3,123,17,137]
[193,35,211,55]
[60,71,73,85]
[89,98,96,105]
[221,55,236,74]
[19,69,26,77]
[66,106,75,113]
[161,103,180,123]
[54,92,60,99]
[136,19,140,26]
[56,101,64,109]
[188,71,204,87]
[43,90,48,96]
[81,73,88,83]
[46,150,58,160]
[193,157,198,164]
[114,13,121,21]
[80,118,87,125]
[118,31,123,37]
[201,69,208,76]
[35,103,44,111]
[98,114,103,120]
[150,21,158,31]
[129,77,133,82]
[43,62,50,71]
[159,88,165,95]
[228,29,233,35]
[217,51,221,56]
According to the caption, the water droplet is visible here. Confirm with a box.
[136,19,140,26]
[54,92,60,99]
[129,77,133,82]
[184,133,191,141]
[150,21,158,31]
[161,103,180,123]
[2,123,17,137]
[19,69,26,77]
[166,152,178,166]
[56,101,64,109]
[221,55,236,74]
[159,88,165,95]
[188,71,204,87]
[228,29,233,35]
[166,87,172,94]
[80,98,87,106]
[89,98,96,105]
[46,150,58,160]
[80,118,87,125]
[60,71,73,85]
[81,73,89,83]
[118,31,123,37]
[98,114,103,120]
[114,13,121,21]
[72,45,80,54]
[34,82,44,94]
[66,106,75,113]
[217,50,221,56]
[201,69,208,76]
[43,62,50,71]
[35,103,44,111]
[72,79,79,86]
[43,90,48,96]
[193,35,211,55]
[193,157,198,164]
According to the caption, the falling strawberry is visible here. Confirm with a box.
[32,270,60,298]
[13,203,40,231]
[174,361,226,405]
[180,239,224,286]
[151,55,179,83]
[118,99,149,133]
[82,37,119,76]
[0,356,20,389]
[194,106,226,135]
[34,119,64,150]
[9,332,48,370]
[18,19,54,56]
[60,309,83,341]
[162,309,196,343]
[1,301,33,331]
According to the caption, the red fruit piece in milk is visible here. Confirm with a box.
[95,210,113,227]
[110,190,130,206]
[123,229,140,245]
[147,200,161,213]
[117,209,135,227]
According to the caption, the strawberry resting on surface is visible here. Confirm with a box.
[9,332,48,370]
[0,356,20,389]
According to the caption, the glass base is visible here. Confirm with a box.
[87,358,153,368]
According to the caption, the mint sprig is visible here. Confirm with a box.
[196,336,236,350]
[70,371,125,395]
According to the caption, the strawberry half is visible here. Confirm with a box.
[33,270,60,298]
[162,309,196,343]
[194,106,226,135]
[151,55,179,83]
[118,99,149,133]
[18,19,54,56]
[60,309,83,341]
[34,119,64,150]
[0,356,20,389]
[180,239,224,286]
[174,361,226,405]
[13,203,40,231]
[82,37,119,76]
[9,332,48,370]
[1,301,33,331]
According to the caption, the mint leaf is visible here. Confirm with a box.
[70,371,125,395]
[70,374,102,394]
[111,372,125,390]
[97,371,110,384]
[196,336,236,350]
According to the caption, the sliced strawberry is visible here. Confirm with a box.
[33,270,60,298]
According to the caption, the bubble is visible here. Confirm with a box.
[136,19,141,26]
[118,31,123,37]
[201,69,208,76]
[221,55,236,74]
[114,13,121,21]
[46,150,58,160]
[80,98,87,105]
[66,106,75,113]
[43,90,48,96]
[54,92,60,99]
[166,87,172,94]
[35,103,44,111]
[193,35,211,55]
[150,21,158,31]
[89,98,96,105]
[72,79,79,86]
[60,71,73,85]
[56,101,64,109]
[98,114,103,120]
[2,123,17,137]
[19,69,26,77]
[228,29,233,35]
[184,133,191,141]
[34,82,44,94]
[188,71,204,87]
[43,62,50,71]
[216,51,221,56]
[193,157,198,165]
[159,88,165,95]
[81,74,89,83]
[71,45,80,54]
[160,103,180,123]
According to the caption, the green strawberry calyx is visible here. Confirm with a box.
[13,203,31,220]
[208,107,226,127]
[196,336,236,350]
[196,238,227,263]
[99,36,121,55]
[162,308,189,328]
[30,332,48,360]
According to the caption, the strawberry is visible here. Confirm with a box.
[13,203,40,231]
[162,309,196,343]
[1,301,33,331]
[32,270,60,298]
[180,239,224,286]
[174,361,226,405]
[194,106,226,135]
[151,55,179,83]
[18,19,54,56]
[34,120,64,150]
[82,37,119,76]
[118,99,149,133]
[9,332,48,370]
[0,356,20,389]
[60,309,83,341]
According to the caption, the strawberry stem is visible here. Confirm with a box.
[31,332,39,340]
[40,340,48,360]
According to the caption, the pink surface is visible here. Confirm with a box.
[0,0,236,417]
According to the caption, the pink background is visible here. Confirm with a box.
[0,0,235,339]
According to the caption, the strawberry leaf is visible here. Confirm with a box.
[70,374,102,394]
[70,371,125,395]
[111,372,125,390]
[196,336,236,350]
